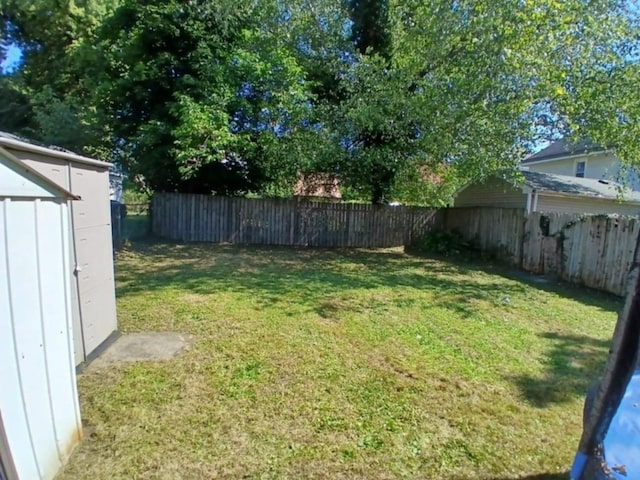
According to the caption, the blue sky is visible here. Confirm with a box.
[1,44,22,73]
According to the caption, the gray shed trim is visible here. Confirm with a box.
[0,132,112,169]
[0,146,79,200]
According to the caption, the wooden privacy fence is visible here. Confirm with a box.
[523,212,640,296]
[446,207,640,296]
[444,207,525,266]
[152,193,442,248]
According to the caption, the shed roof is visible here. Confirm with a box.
[521,170,640,203]
[0,131,112,169]
[523,138,605,164]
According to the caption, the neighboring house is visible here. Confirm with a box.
[294,173,341,201]
[452,170,640,216]
[522,138,640,190]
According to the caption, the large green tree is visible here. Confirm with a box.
[0,0,118,154]
[299,0,640,204]
[2,0,639,203]
[92,0,311,194]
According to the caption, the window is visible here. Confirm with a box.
[576,161,586,178]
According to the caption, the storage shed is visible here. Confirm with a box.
[0,152,82,479]
[0,132,118,366]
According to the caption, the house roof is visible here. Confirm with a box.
[294,173,341,198]
[0,131,112,168]
[521,170,640,203]
[523,138,605,164]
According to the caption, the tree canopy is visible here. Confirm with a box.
[1,0,639,203]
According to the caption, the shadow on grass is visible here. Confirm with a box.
[115,241,538,319]
[407,250,622,314]
[116,240,618,408]
[118,240,621,316]
[509,332,610,407]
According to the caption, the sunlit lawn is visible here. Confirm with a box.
[59,242,621,479]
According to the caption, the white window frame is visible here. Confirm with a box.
[575,160,586,178]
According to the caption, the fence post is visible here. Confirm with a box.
[110,200,126,250]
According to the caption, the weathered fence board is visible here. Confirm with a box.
[444,207,526,266]
[445,208,639,296]
[152,196,639,295]
[152,193,442,248]
[497,210,639,296]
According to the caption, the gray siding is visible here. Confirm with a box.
[536,194,640,216]
[526,152,640,191]
[454,179,527,209]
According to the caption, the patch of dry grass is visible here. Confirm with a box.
[58,243,621,480]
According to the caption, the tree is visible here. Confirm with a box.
[303,0,640,204]
[0,0,118,154]
[2,0,639,203]
[92,0,311,194]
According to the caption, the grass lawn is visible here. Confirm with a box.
[59,243,621,480]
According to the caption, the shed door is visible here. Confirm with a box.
[69,164,118,357]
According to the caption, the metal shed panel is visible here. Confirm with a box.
[0,197,81,480]
[15,151,71,190]
[0,204,38,480]
[9,145,118,365]
[69,164,111,229]
[74,224,118,354]
[0,156,60,198]
[69,164,117,358]
[74,225,116,292]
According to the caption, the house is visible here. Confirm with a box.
[294,173,342,201]
[0,131,118,366]
[522,138,640,190]
[452,170,640,216]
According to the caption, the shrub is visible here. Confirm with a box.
[408,229,474,258]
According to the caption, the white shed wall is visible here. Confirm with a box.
[0,198,82,480]
[11,147,118,365]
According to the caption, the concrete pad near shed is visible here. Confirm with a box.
[87,332,193,369]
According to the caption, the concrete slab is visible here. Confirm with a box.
[86,332,194,369]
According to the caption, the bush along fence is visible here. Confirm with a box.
[445,207,640,296]
[152,193,442,248]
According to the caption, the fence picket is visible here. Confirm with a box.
[153,193,442,250]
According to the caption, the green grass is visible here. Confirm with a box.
[59,242,621,480]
